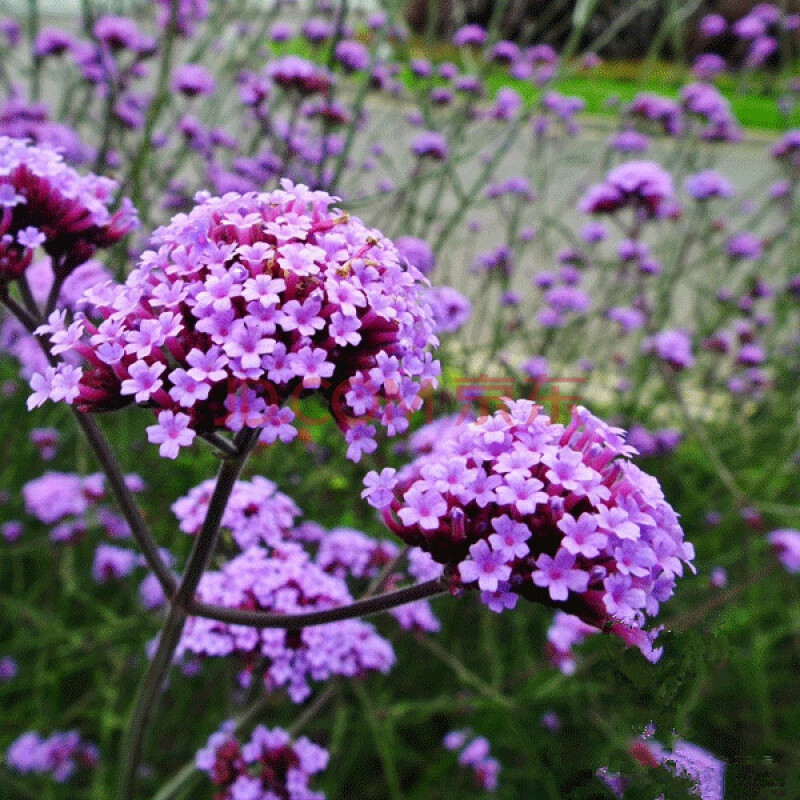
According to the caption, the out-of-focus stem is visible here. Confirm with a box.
[73,411,178,594]
[27,0,40,101]
[659,364,746,505]
[123,0,180,211]
[433,116,527,254]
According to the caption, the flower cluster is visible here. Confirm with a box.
[0,655,18,681]
[443,730,500,791]
[22,470,100,527]
[5,730,98,782]
[767,528,800,573]
[30,426,60,460]
[394,236,435,276]
[579,161,677,220]
[600,734,725,800]
[642,328,695,370]
[0,137,137,281]
[680,82,742,142]
[365,402,694,660]
[172,475,301,546]
[425,286,472,334]
[22,470,144,540]
[172,477,443,633]
[266,55,334,96]
[0,97,92,164]
[0,256,111,379]
[177,544,396,701]
[29,182,439,461]
[196,721,328,800]
[622,84,741,143]
[627,425,682,458]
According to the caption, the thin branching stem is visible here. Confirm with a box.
[188,578,448,629]
[117,427,260,800]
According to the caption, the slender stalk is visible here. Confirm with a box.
[198,431,239,459]
[116,610,187,800]
[122,0,180,210]
[27,0,40,101]
[44,273,65,318]
[0,293,177,597]
[328,0,401,190]
[117,427,260,800]
[94,73,120,174]
[659,364,746,506]
[73,411,178,595]
[314,0,349,187]
[175,428,260,606]
[17,276,40,320]
[0,292,39,333]
[433,116,528,254]
[668,564,778,633]
[189,578,447,629]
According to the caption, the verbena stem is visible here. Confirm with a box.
[116,427,260,800]
[0,293,178,598]
[188,578,447,629]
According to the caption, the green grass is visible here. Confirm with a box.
[395,35,800,132]
[275,31,800,132]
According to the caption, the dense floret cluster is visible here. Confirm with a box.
[579,161,677,220]
[177,544,396,701]
[365,402,694,659]
[5,730,98,782]
[443,730,501,791]
[29,182,440,460]
[196,721,328,800]
[601,734,725,800]
[0,137,136,281]
[172,475,442,636]
[22,469,144,539]
[767,528,800,573]
[172,475,301,546]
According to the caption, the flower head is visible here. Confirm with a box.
[196,722,328,800]
[31,181,439,461]
[579,161,676,219]
[767,528,800,573]
[178,545,395,702]
[368,403,693,659]
[0,137,137,280]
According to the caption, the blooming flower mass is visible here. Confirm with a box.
[365,402,694,659]
[29,181,440,460]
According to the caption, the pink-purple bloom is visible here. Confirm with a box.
[369,403,694,660]
[0,137,137,280]
[767,528,800,573]
[30,182,439,461]
[196,722,328,800]
[443,730,500,791]
[579,161,676,219]
[6,730,98,782]
[177,544,396,702]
